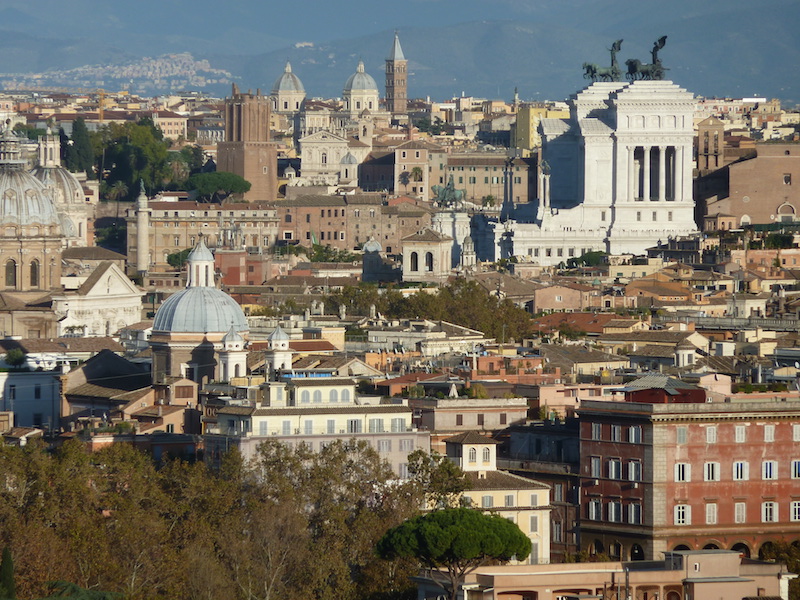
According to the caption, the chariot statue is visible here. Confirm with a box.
[625,36,668,81]
[583,39,623,82]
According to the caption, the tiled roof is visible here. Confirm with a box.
[620,374,701,393]
[444,431,500,445]
[0,337,125,354]
[466,470,549,491]
[539,345,625,365]
[402,228,453,243]
[629,345,676,358]
[62,247,127,261]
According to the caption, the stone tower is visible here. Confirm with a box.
[217,84,278,202]
[385,32,408,116]
[135,181,151,274]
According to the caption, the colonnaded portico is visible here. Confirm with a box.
[482,79,698,265]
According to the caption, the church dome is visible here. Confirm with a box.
[153,287,248,334]
[341,152,358,165]
[362,237,382,253]
[343,61,377,93]
[31,165,84,206]
[0,128,61,229]
[272,62,305,93]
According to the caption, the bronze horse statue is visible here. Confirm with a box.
[625,58,666,81]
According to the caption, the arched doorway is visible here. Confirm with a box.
[758,541,777,560]
[673,544,691,551]
[410,252,418,271]
[630,544,645,561]
[425,251,433,272]
[590,539,604,556]
[609,541,622,560]
[703,543,720,550]
[731,542,751,558]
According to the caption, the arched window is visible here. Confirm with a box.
[29,260,39,288]
[410,252,419,271]
[330,389,338,403]
[285,214,292,223]
[301,390,310,404]
[321,153,327,165]
[482,447,490,462]
[234,364,241,378]
[425,252,434,271]
[5,260,16,288]
[468,448,477,463]
[313,390,322,403]
[341,389,351,403]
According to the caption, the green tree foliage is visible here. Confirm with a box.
[167,248,192,269]
[304,244,359,263]
[407,450,468,508]
[65,118,94,177]
[377,508,532,600]
[759,541,800,600]
[105,181,128,203]
[566,250,607,268]
[12,123,46,141]
[0,547,15,600]
[0,439,422,600]
[764,233,794,249]
[3,349,26,368]
[327,280,535,341]
[187,172,251,203]
[93,118,171,198]
[39,581,119,600]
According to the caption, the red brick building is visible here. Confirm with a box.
[579,374,800,561]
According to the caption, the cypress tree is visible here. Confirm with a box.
[0,546,15,600]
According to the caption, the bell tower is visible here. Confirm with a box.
[385,32,408,116]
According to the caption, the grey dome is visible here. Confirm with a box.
[344,61,377,92]
[153,287,248,334]
[362,237,382,253]
[272,62,305,93]
[31,165,84,205]
[268,325,290,341]
[0,169,61,228]
[341,152,358,165]
[0,128,61,228]
[187,237,214,262]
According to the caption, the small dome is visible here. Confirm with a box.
[222,324,245,344]
[153,287,248,334]
[272,62,305,94]
[341,152,358,165]
[343,61,378,93]
[31,165,84,205]
[0,127,61,229]
[362,237,382,253]
[187,237,214,262]
[268,325,290,341]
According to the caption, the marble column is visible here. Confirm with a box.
[643,146,651,201]
[658,145,666,202]
[627,146,635,202]
[677,145,685,202]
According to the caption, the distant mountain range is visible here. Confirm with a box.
[0,0,798,104]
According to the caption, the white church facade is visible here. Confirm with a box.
[488,80,698,266]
